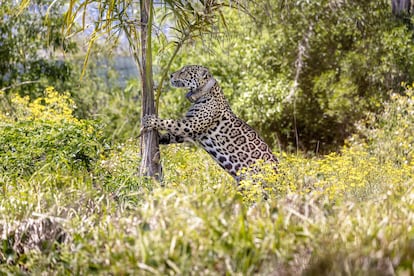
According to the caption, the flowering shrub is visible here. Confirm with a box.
[237,145,413,204]
[238,85,414,202]
[289,147,411,201]
[0,87,101,179]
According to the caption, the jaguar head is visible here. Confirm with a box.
[170,65,212,90]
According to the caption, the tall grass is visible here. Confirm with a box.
[1,86,414,274]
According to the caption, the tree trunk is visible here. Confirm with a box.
[139,0,162,181]
[392,0,411,15]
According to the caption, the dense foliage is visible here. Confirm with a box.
[0,88,102,181]
[165,0,414,152]
[2,0,414,274]
[6,0,412,152]
[0,1,77,98]
[1,84,414,274]
[0,1,142,142]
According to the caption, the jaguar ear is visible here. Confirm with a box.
[201,68,211,79]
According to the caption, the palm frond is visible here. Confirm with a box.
[16,0,31,15]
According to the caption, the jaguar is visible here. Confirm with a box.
[142,65,278,182]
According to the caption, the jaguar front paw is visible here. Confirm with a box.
[142,114,159,130]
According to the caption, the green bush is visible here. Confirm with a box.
[351,83,414,167]
[0,88,102,180]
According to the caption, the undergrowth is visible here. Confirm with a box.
[1,86,414,274]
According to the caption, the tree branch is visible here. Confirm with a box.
[0,80,42,92]
[285,21,314,103]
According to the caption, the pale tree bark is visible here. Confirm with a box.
[392,0,411,15]
[139,0,162,181]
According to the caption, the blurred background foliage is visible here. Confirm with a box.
[1,0,414,152]
[165,0,414,153]
[0,0,77,97]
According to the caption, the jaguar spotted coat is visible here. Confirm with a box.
[142,65,278,182]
